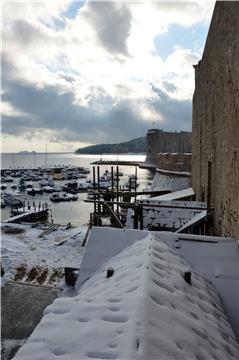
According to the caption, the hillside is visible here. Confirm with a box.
[75,137,146,154]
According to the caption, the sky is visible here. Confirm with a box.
[1,0,215,153]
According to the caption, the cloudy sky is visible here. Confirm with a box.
[2,0,215,152]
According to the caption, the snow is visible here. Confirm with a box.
[150,172,191,192]
[13,233,239,360]
[75,227,148,291]
[138,200,206,231]
[149,187,195,201]
[76,227,239,340]
[142,206,204,230]
[1,223,87,287]
[156,168,191,176]
[176,210,207,233]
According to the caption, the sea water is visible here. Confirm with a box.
[1,153,153,226]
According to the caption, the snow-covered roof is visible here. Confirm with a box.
[149,187,195,201]
[13,233,239,360]
[176,210,207,232]
[137,199,206,231]
[156,168,191,176]
[150,172,191,193]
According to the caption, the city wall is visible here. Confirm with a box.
[146,129,191,161]
[192,2,239,239]
[155,153,191,172]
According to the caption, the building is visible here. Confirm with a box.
[192,1,239,239]
[145,129,191,166]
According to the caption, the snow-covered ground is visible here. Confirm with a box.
[1,223,87,287]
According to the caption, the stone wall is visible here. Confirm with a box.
[145,129,191,165]
[155,153,191,172]
[192,1,239,239]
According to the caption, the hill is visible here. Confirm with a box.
[75,137,146,154]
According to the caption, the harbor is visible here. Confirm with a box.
[1,2,239,360]
[1,153,152,226]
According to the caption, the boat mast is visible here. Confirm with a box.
[44,144,48,168]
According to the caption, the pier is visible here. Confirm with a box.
[91,160,143,166]
[3,201,50,224]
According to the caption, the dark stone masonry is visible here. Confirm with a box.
[192,1,239,239]
[145,128,192,166]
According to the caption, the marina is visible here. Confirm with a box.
[1,153,153,226]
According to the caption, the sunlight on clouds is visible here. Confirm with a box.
[2,0,215,151]
[2,101,30,118]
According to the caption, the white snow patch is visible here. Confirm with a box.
[1,223,87,286]
[13,234,239,360]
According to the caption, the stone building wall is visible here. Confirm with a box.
[146,129,191,164]
[155,153,191,172]
[192,1,239,239]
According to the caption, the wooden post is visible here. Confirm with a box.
[93,167,96,214]
[97,166,100,213]
[116,166,119,218]
[139,204,143,230]
[135,167,137,193]
[134,205,139,229]
[111,166,114,190]
[111,166,114,213]
[104,202,124,228]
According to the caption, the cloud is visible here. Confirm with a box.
[82,1,132,57]
[150,85,192,131]
[1,1,215,151]
[2,74,150,144]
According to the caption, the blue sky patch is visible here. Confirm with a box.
[63,1,85,20]
[154,23,210,59]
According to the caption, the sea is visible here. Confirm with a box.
[1,153,154,226]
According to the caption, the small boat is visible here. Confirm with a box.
[39,176,54,187]
[27,187,43,195]
[1,197,6,208]
[87,192,95,200]
[18,178,26,190]
[4,190,22,196]
[78,173,87,179]
[1,184,7,190]
[42,186,55,193]
[124,175,139,189]
[78,167,90,174]
[4,176,14,183]
[61,181,78,192]
[1,194,23,207]
[50,192,78,202]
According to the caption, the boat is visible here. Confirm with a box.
[39,176,54,187]
[1,184,7,190]
[1,193,23,207]
[124,175,139,189]
[27,187,43,195]
[61,180,79,193]
[1,197,6,208]
[18,178,26,190]
[50,192,78,202]
[42,186,55,193]
[4,176,14,183]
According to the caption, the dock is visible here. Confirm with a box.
[3,208,49,224]
[91,160,143,166]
